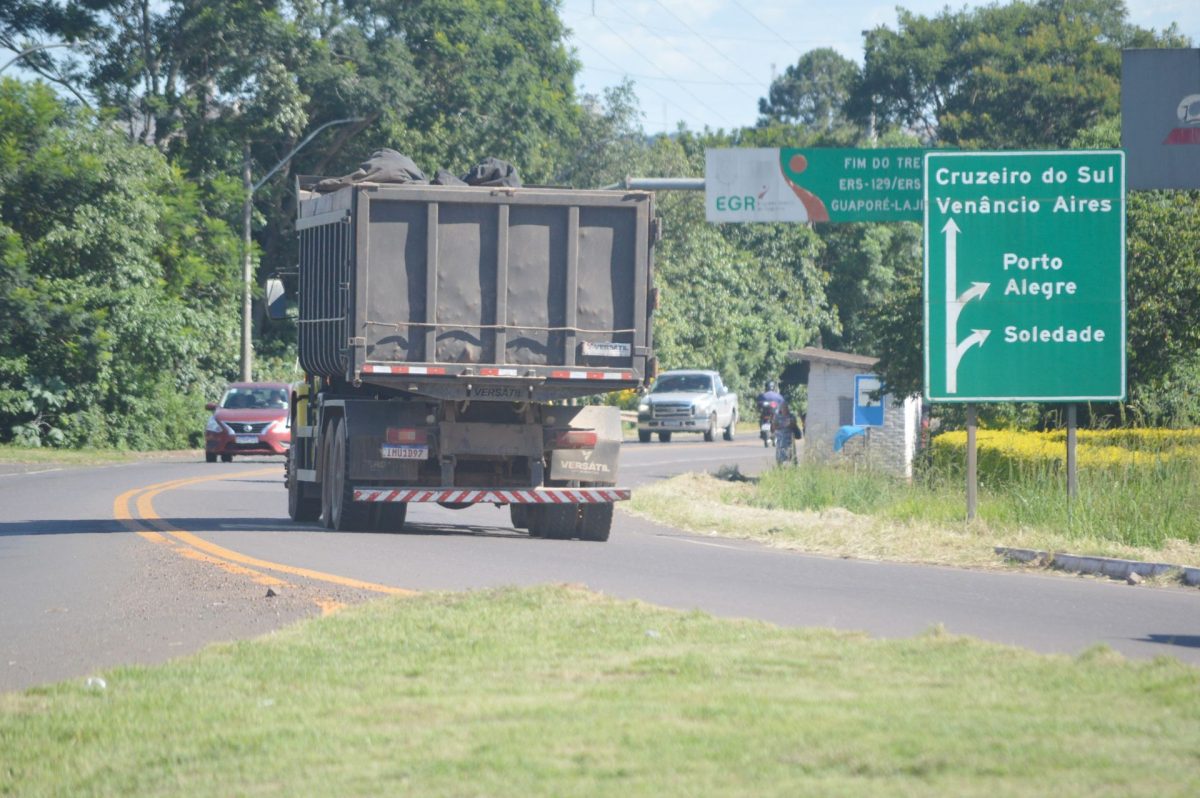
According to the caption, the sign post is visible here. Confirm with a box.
[923,150,1125,517]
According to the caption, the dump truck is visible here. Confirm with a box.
[283,176,657,541]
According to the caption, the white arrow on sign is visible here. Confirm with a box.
[942,218,990,394]
[949,329,991,392]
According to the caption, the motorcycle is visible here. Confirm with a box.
[757,398,779,447]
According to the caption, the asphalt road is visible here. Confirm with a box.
[2,436,1198,693]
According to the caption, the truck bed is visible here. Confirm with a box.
[296,181,656,401]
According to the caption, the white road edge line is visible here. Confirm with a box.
[660,537,740,550]
[0,468,64,478]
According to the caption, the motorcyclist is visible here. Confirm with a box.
[755,380,784,407]
[755,381,785,447]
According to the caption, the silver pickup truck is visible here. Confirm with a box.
[636,369,739,443]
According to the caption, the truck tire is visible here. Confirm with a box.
[530,504,577,539]
[325,417,371,532]
[638,430,651,443]
[723,411,737,441]
[510,504,531,530]
[374,502,408,532]
[657,431,672,443]
[205,452,217,463]
[577,503,613,542]
[287,450,320,522]
[703,414,717,442]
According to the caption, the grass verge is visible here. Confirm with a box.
[2,586,1198,797]
[0,445,201,469]
[627,468,1200,570]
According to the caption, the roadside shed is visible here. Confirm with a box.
[788,347,922,479]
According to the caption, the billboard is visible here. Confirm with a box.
[1121,49,1200,190]
[705,148,925,223]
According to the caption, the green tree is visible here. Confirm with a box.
[816,222,922,355]
[0,79,240,447]
[853,0,1189,147]
[758,48,860,133]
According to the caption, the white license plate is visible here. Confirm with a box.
[760,423,772,433]
[661,420,685,428]
[235,435,259,444]
[381,444,428,460]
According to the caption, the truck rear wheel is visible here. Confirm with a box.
[374,502,408,532]
[324,417,372,532]
[638,430,651,443]
[510,504,531,530]
[530,504,577,539]
[657,431,672,443]
[287,450,320,522]
[577,503,613,542]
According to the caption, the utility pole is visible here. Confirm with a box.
[239,117,365,381]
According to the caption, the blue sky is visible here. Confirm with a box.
[562,0,1200,134]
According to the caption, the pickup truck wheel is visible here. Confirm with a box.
[723,411,737,441]
[287,450,321,522]
[703,414,717,442]
[638,430,651,443]
[657,431,672,443]
[205,452,217,463]
[577,503,613,542]
[327,417,371,532]
[220,454,233,463]
[531,504,577,539]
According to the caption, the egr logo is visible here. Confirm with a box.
[714,194,758,212]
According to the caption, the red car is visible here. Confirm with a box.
[204,382,291,462]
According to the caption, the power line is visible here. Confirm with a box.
[729,0,807,52]
[590,5,758,105]
[581,63,761,88]
[561,9,843,48]
[586,14,745,129]
[646,0,774,88]
[570,37,711,130]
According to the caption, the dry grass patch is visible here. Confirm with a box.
[626,471,1200,571]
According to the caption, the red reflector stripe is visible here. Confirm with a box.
[364,364,447,376]
[550,370,634,381]
[353,488,630,503]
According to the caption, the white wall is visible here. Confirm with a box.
[802,362,920,479]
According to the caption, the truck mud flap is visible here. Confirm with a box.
[353,487,630,504]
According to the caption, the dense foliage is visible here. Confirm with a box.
[0,80,240,447]
[0,0,1197,446]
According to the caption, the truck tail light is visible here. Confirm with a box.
[554,430,598,449]
[386,427,428,445]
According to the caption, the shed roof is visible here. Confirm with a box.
[788,347,879,369]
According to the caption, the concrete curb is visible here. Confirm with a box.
[995,547,1200,587]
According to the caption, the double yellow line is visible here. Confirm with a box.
[113,468,415,614]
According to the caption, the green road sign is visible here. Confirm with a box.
[706,148,926,223]
[778,148,926,222]
[923,151,1126,402]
